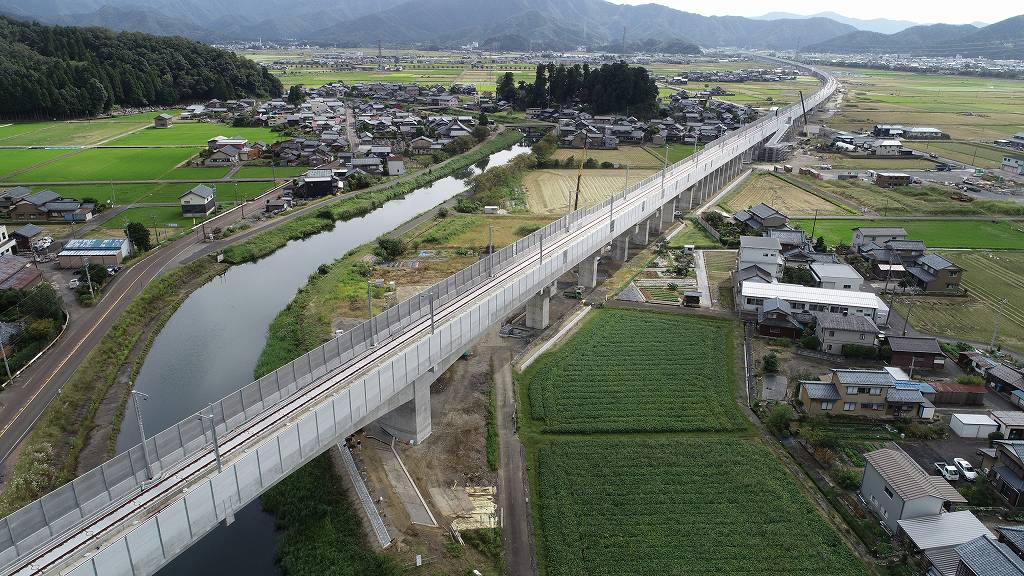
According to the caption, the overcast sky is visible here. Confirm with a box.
[609,1,1018,25]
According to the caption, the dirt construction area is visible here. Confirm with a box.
[523,168,655,214]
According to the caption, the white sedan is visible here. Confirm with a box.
[953,458,978,481]
[935,462,960,481]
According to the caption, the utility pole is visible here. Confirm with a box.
[902,297,915,337]
[660,137,668,198]
[420,291,436,334]
[131,390,154,481]
[908,356,917,380]
[0,341,13,387]
[992,298,1008,350]
[367,279,384,346]
[809,209,819,241]
[83,256,94,300]
[197,404,222,473]
[487,225,494,277]
[573,136,588,211]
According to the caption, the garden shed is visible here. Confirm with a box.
[949,413,998,439]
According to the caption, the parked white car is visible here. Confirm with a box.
[953,458,978,481]
[68,278,80,289]
[935,462,960,481]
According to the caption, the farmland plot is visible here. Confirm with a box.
[721,172,851,216]
[538,437,868,576]
[523,169,654,214]
[523,309,746,433]
[550,146,661,168]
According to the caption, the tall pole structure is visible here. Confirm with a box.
[573,136,588,211]
[131,390,154,481]
[798,90,809,131]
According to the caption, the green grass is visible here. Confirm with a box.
[0,112,179,146]
[0,149,71,179]
[523,309,746,434]
[5,148,199,182]
[791,218,1024,250]
[487,376,499,471]
[10,181,274,205]
[903,140,1009,170]
[108,124,284,146]
[646,143,696,165]
[233,166,309,179]
[537,437,868,576]
[261,454,399,576]
[99,206,213,230]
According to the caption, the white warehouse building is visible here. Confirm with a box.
[740,281,890,325]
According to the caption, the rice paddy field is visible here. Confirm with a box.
[9,181,277,205]
[791,218,1024,250]
[902,140,1009,170]
[0,149,72,179]
[826,67,1024,141]
[267,65,534,91]
[108,124,284,147]
[721,172,853,216]
[523,168,655,214]
[780,174,1024,217]
[0,110,180,146]
[892,250,1024,354]
[521,308,866,576]
[550,146,662,168]
[5,147,202,182]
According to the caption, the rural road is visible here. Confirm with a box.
[495,349,537,576]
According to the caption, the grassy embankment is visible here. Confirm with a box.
[223,129,524,264]
[0,257,227,516]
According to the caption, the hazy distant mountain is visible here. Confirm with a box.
[0,0,859,50]
[756,11,919,34]
[805,15,1024,59]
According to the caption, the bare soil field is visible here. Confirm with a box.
[721,172,852,216]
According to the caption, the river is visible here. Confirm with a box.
[114,144,530,575]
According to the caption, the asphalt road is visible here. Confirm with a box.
[495,349,537,576]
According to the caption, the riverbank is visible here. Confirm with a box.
[0,256,227,515]
[224,129,524,265]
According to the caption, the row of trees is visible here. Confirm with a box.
[0,16,283,119]
[496,62,659,117]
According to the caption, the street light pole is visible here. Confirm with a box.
[83,256,94,299]
[198,404,222,473]
[131,389,154,482]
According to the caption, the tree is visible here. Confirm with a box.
[530,64,548,107]
[814,236,828,252]
[471,124,489,143]
[763,352,779,374]
[374,237,405,261]
[496,72,517,104]
[287,84,306,106]
[125,221,152,252]
[766,404,796,436]
[477,111,489,126]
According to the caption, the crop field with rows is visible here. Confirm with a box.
[537,437,868,576]
[721,172,852,217]
[523,169,654,214]
[522,309,746,433]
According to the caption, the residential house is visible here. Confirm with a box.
[905,253,962,293]
[810,262,863,291]
[755,298,806,339]
[997,525,1024,559]
[992,414,1024,441]
[815,312,878,355]
[851,227,908,250]
[740,282,890,326]
[179,185,217,217]
[798,369,934,420]
[0,187,32,213]
[205,146,242,166]
[738,236,784,279]
[9,190,59,220]
[385,155,405,176]
[57,238,131,268]
[887,336,945,372]
[949,535,1024,576]
[292,169,340,199]
[987,364,1024,396]
[986,440,1024,506]
[154,114,172,128]
[859,448,965,533]
[409,136,435,154]
[0,225,13,256]
[207,136,248,151]
[44,200,93,222]
[12,224,41,251]
[732,203,789,234]
[873,139,904,156]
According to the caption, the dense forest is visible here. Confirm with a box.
[0,16,282,119]
[497,62,659,117]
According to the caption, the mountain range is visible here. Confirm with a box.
[0,0,1020,58]
[805,15,1024,59]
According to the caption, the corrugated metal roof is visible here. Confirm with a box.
[925,547,961,576]
[741,282,883,309]
[888,336,942,355]
[801,382,841,401]
[998,526,1024,551]
[955,535,1024,575]
[898,511,991,550]
[58,250,121,257]
[953,414,998,426]
[856,227,907,236]
[740,236,781,249]
[833,369,895,386]
[993,412,1024,427]
[886,388,927,404]
[810,262,862,279]
[63,238,127,250]
[864,449,966,503]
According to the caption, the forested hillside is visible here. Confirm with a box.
[0,16,282,119]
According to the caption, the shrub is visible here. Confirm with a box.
[833,468,862,491]
[514,224,542,237]
[583,158,598,169]
[436,206,449,219]
[373,237,405,262]
[841,344,877,359]
[957,374,985,387]
[763,352,779,374]
[600,161,615,169]
[766,404,795,436]
[800,335,820,350]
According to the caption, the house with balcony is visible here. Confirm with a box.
[798,369,934,420]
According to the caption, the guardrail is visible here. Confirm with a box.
[0,56,837,574]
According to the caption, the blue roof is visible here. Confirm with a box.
[63,239,127,250]
[895,380,936,394]
[1013,390,1024,400]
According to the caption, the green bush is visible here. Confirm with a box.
[957,374,985,387]
[833,467,862,491]
[766,404,795,436]
[800,335,820,350]
[763,352,779,374]
[841,344,877,359]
